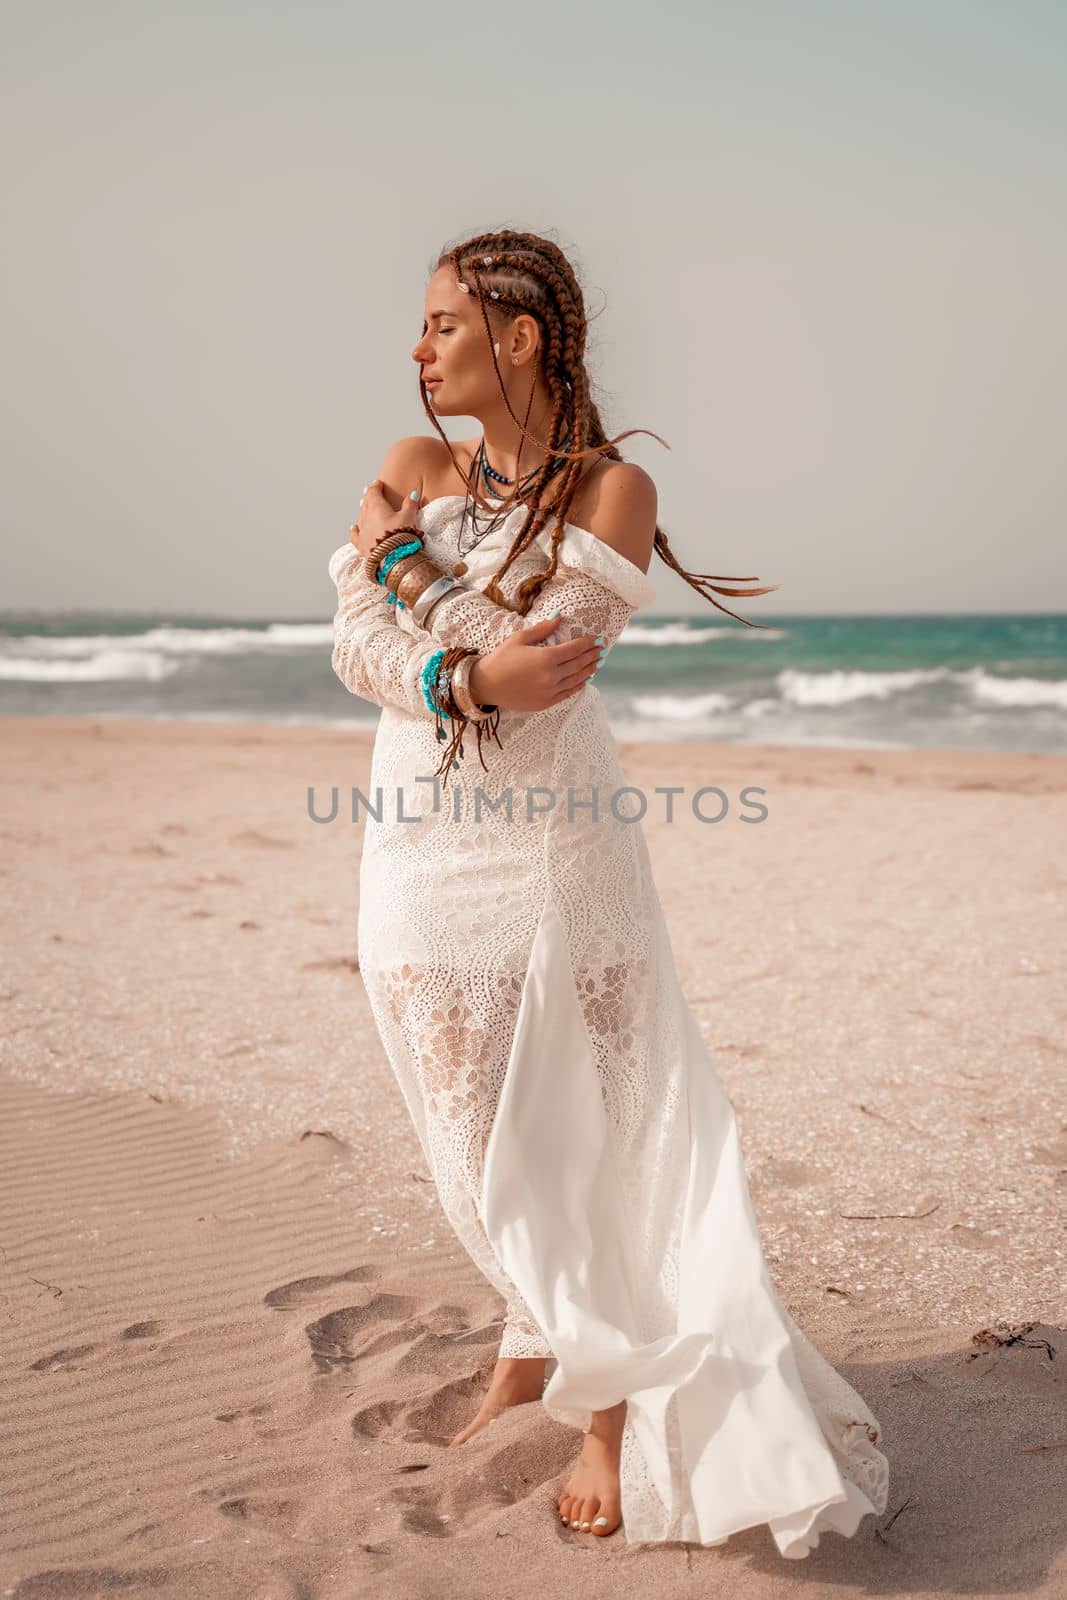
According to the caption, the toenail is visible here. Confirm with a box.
[581,1520,590,1528]
[570,1519,579,1527]
[593,1515,608,1526]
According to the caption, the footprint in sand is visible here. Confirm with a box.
[387,1424,577,1538]
[120,1319,174,1341]
[389,1485,454,1539]
[205,1490,306,1535]
[304,1293,420,1373]
[367,1371,493,1445]
[30,1321,179,1371]
[214,1402,273,1424]
[262,1265,380,1310]
[29,1343,103,1372]
[296,1285,501,1380]
[350,1396,407,1438]
[12,1563,181,1595]
[351,1327,529,1449]
[262,1267,568,1539]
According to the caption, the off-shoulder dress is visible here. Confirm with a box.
[327,492,889,1555]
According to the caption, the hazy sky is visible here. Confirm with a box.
[2,1,1064,617]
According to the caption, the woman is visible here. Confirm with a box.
[327,229,889,1556]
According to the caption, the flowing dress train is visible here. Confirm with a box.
[328,493,889,1556]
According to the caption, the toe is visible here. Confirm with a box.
[577,1496,597,1530]
[557,1493,572,1526]
[591,1499,621,1535]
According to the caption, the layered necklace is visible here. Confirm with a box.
[454,435,570,576]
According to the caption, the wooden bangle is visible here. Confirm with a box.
[450,653,493,721]
[361,526,423,584]
[447,654,475,718]
[384,553,436,590]
[392,559,448,608]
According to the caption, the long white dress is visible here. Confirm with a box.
[328,493,889,1557]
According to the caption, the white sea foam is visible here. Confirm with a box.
[630,691,734,720]
[777,667,950,707]
[0,649,180,682]
[968,670,1067,709]
[7,623,333,658]
[617,621,736,647]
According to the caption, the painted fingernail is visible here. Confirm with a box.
[594,634,604,644]
[548,608,560,618]
[410,489,420,501]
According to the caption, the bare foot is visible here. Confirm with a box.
[556,1398,626,1536]
[448,1355,547,1447]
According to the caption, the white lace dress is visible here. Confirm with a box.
[327,493,889,1557]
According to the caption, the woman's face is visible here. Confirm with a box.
[411,266,505,416]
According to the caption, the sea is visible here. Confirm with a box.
[1,611,1066,754]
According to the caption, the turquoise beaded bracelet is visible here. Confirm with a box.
[420,648,452,716]
[376,538,424,610]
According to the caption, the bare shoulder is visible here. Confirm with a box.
[574,460,658,575]
[371,432,454,499]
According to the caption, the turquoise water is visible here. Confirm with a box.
[1,610,1065,754]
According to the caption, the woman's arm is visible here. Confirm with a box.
[326,433,461,718]
[428,560,635,656]
[327,541,449,718]
[423,464,658,656]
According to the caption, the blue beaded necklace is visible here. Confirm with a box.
[457,436,570,562]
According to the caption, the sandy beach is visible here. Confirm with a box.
[2,714,1065,1598]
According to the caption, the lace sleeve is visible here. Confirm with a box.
[422,524,657,655]
[327,542,446,718]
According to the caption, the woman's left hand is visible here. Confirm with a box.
[349,480,424,560]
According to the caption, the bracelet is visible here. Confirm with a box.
[420,648,450,716]
[376,540,423,609]
[430,645,504,785]
[362,525,424,584]
[390,557,450,610]
[375,552,440,613]
[376,540,422,583]
[370,536,454,614]
[449,652,494,722]
[409,574,463,627]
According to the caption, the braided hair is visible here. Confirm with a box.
[420,228,777,628]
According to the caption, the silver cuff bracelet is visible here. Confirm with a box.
[410,575,463,628]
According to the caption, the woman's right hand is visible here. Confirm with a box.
[469,616,604,711]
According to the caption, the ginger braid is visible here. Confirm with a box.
[420,229,778,628]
